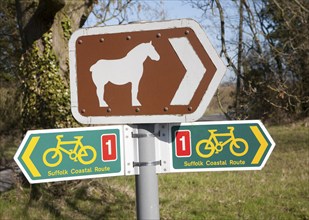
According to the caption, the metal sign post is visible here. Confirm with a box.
[134,124,160,220]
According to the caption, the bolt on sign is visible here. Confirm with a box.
[14,126,128,184]
[158,121,276,173]
[69,19,226,124]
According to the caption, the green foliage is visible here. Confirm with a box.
[19,31,76,130]
[61,16,72,41]
[238,0,309,123]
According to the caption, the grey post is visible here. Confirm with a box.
[135,124,160,220]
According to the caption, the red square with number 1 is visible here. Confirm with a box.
[175,130,191,157]
[101,134,117,161]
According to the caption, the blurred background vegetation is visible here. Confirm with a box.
[0,0,308,219]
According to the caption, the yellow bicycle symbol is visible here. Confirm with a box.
[42,135,97,167]
[196,127,248,158]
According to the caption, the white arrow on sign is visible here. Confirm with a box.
[169,37,206,105]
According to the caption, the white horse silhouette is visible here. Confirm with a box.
[90,41,160,107]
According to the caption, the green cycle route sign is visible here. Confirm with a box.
[15,121,276,183]
[14,126,126,184]
[158,120,276,173]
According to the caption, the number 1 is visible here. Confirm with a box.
[179,135,186,152]
[101,134,117,161]
[175,130,191,157]
[105,139,112,155]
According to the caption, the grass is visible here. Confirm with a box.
[205,82,235,115]
[0,121,308,219]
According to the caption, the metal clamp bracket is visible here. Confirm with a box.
[132,132,160,138]
[133,160,161,167]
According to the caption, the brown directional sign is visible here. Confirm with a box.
[69,19,226,124]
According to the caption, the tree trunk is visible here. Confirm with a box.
[15,0,94,130]
[235,0,244,117]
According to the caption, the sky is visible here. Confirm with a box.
[85,0,237,82]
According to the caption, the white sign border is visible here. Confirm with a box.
[69,18,226,124]
[157,120,276,174]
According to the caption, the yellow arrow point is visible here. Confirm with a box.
[21,136,41,177]
[250,126,268,165]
